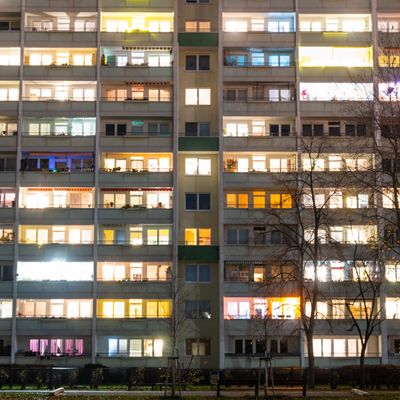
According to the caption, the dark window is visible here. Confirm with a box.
[116,124,126,136]
[0,21,9,30]
[185,193,210,210]
[7,158,16,171]
[186,338,210,356]
[254,227,266,244]
[238,229,249,244]
[270,124,279,136]
[186,55,197,70]
[185,193,198,210]
[199,122,211,136]
[271,230,282,244]
[281,124,290,136]
[302,124,312,136]
[244,339,253,354]
[185,301,211,319]
[235,339,243,354]
[199,193,210,210]
[185,122,198,136]
[132,121,144,135]
[394,339,400,353]
[357,124,367,136]
[345,124,355,136]
[148,123,158,136]
[160,123,170,135]
[255,339,265,354]
[199,55,210,70]
[270,339,278,353]
[227,229,237,244]
[198,264,211,281]
[280,339,288,353]
[382,158,392,172]
[105,124,115,136]
[314,124,323,136]
[328,121,340,136]
[185,264,197,282]
[0,264,12,281]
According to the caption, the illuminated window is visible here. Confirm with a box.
[185,88,211,105]
[270,193,291,208]
[185,228,211,245]
[185,157,211,175]
[0,300,12,318]
[386,264,400,282]
[186,338,210,355]
[0,48,19,65]
[185,21,210,32]
[253,191,265,208]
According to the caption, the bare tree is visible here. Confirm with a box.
[263,137,347,387]
[344,244,384,388]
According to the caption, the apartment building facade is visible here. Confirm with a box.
[0,0,399,370]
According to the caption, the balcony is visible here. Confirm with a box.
[222,0,294,12]
[0,244,14,258]
[223,100,296,117]
[299,31,372,46]
[99,171,172,187]
[0,207,14,221]
[97,244,172,261]
[178,245,219,262]
[300,101,369,118]
[224,66,295,82]
[101,65,173,81]
[96,318,170,335]
[224,207,296,225]
[18,244,93,260]
[101,0,173,10]
[224,243,290,260]
[17,281,93,299]
[100,100,173,117]
[97,281,172,298]
[23,66,96,80]
[0,101,18,115]
[299,67,372,82]
[224,171,297,189]
[22,100,95,116]
[223,32,295,48]
[24,31,97,47]
[223,136,296,152]
[298,0,371,12]
[100,135,172,152]
[25,0,97,9]
[0,31,20,46]
[0,135,17,151]
[0,66,19,80]
[224,354,301,369]
[98,208,172,224]
[16,318,92,335]
[20,171,94,187]
[19,208,94,225]
[224,318,300,336]
[21,136,95,152]
[0,172,16,186]
[100,32,173,47]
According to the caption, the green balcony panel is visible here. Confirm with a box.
[178,137,219,151]
[178,33,218,47]
[178,245,219,261]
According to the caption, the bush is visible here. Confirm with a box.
[0,367,9,389]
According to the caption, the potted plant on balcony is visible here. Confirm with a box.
[226,158,238,172]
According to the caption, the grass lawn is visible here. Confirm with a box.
[2,394,400,400]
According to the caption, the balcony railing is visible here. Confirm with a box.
[25,27,97,32]
[224,60,294,68]
[20,167,94,173]
[99,240,171,245]
[101,203,171,209]
[101,96,172,102]
[224,96,295,102]
[22,131,94,137]
[21,203,93,208]
[101,167,172,173]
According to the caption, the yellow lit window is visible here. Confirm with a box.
[103,229,114,244]
[238,193,248,208]
[253,191,265,208]
[185,228,197,245]
[226,193,237,208]
[270,194,281,208]
[281,194,292,208]
[158,300,172,317]
[198,228,211,245]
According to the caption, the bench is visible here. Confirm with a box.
[151,382,187,391]
[217,379,259,397]
[47,387,65,398]
[272,378,307,398]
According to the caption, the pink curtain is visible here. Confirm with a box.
[29,339,39,353]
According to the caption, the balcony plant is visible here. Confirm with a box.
[226,158,238,172]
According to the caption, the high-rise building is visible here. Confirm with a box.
[0,0,399,370]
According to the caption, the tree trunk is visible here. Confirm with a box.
[359,346,366,389]
[306,334,315,388]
